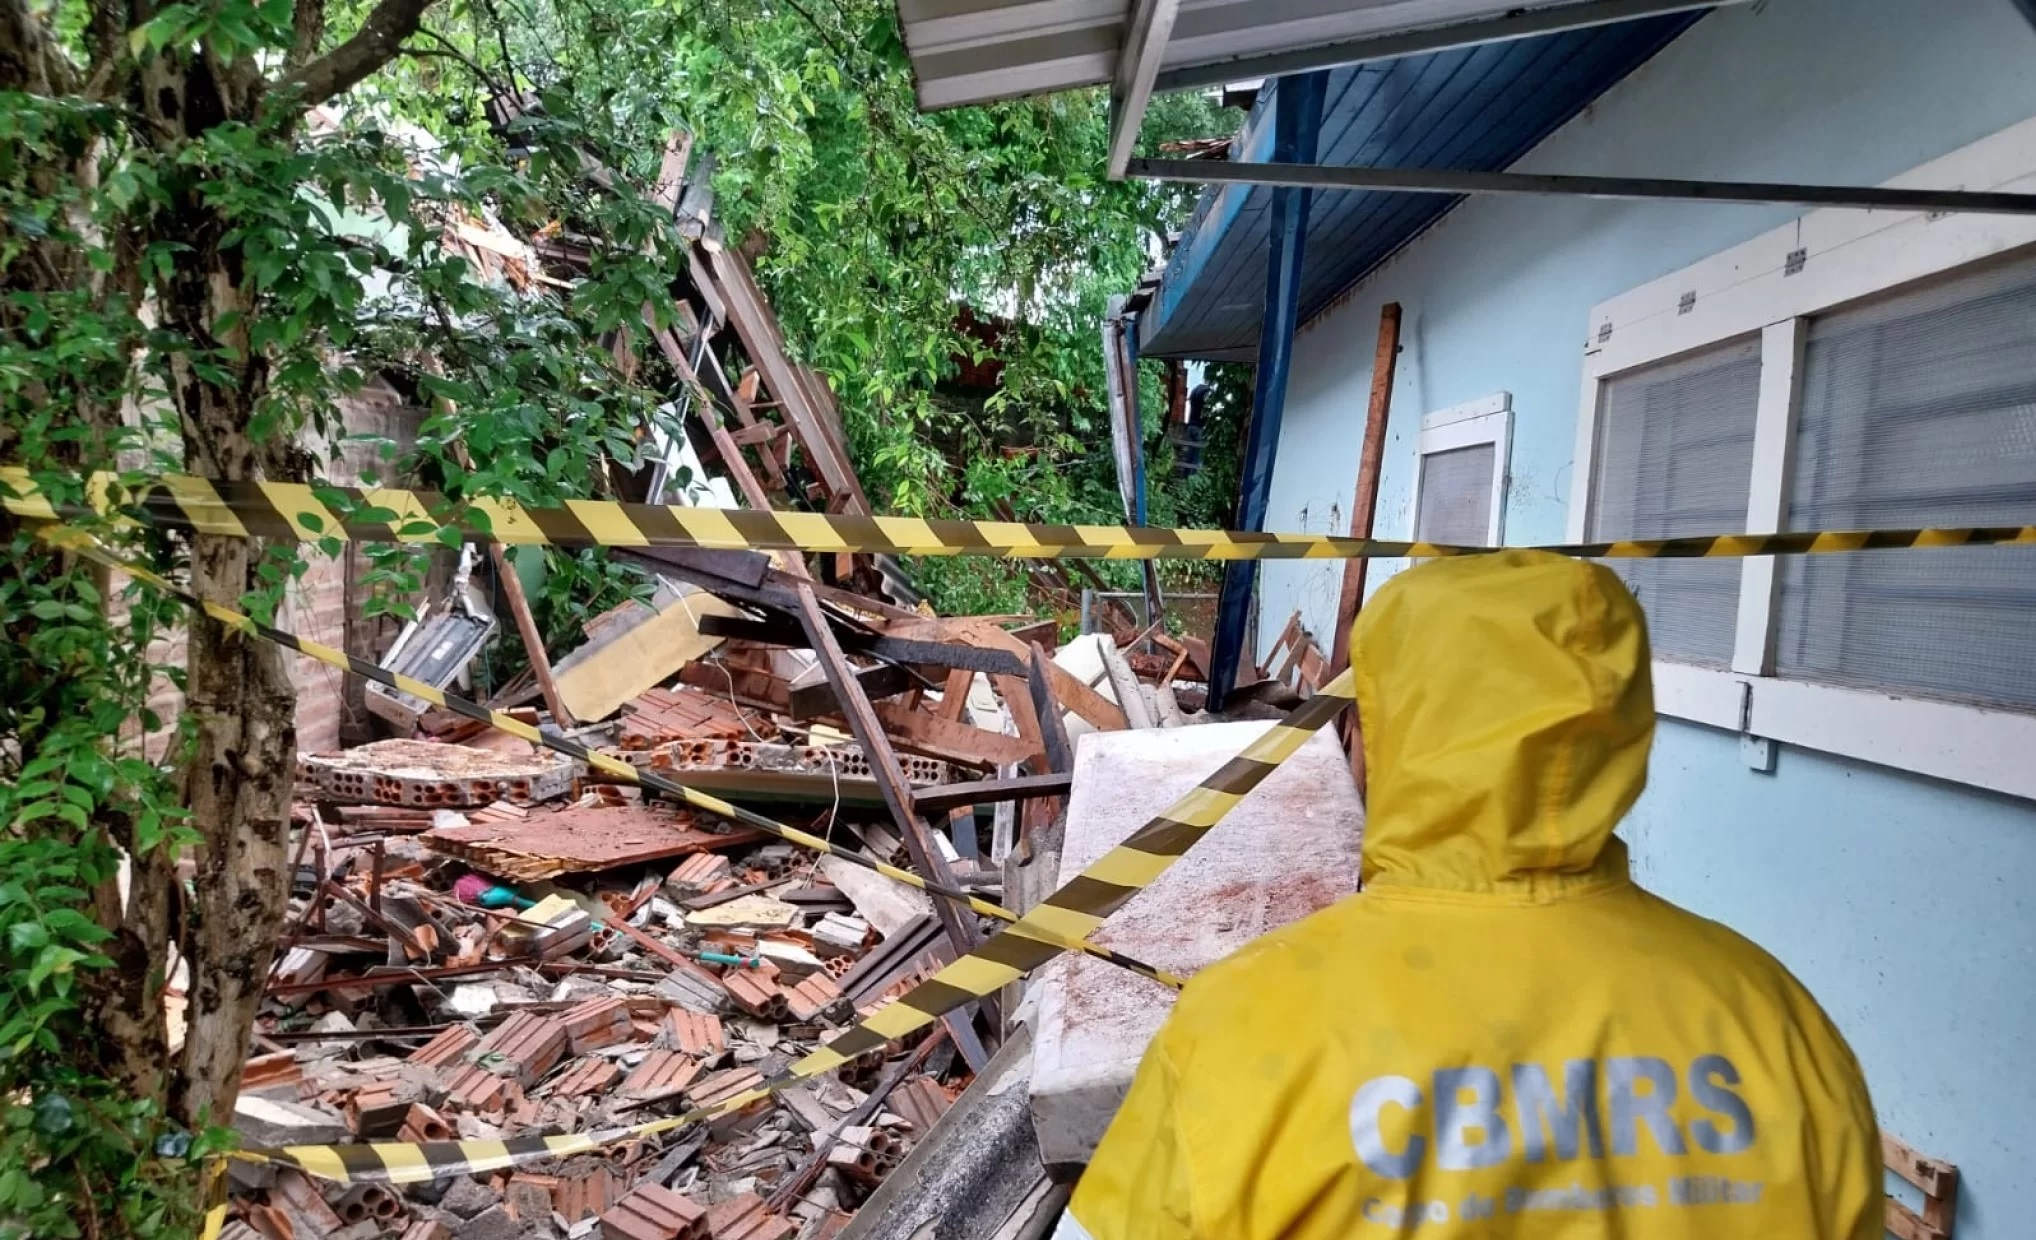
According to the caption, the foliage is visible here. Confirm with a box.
[484,545,653,691]
[392,0,1238,612]
[2,0,1239,1227]
[2,0,708,1223]
[0,504,208,1235]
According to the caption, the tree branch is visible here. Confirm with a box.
[0,0,80,95]
[407,28,504,95]
[262,0,436,116]
[289,0,326,69]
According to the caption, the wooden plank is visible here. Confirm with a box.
[892,618,1127,732]
[702,248,869,513]
[1883,1132,1957,1199]
[936,668,974,722]
[675,662,1034,772]
[1270,617,1311,686]
[1328,302,1401,682]
[1006,618,1058,652]
[696,614,1029,677]
[1886,1199,1947,1240]
[911,772,1074,815]
[456,452,574,727]
[995,671,1047,766]
[946,806,978,864]
[1883,1131,1958,1237]
[648,321,779,510]
[652,129,694,213]
[1027,645,1075,777]
[790,583,989,1069]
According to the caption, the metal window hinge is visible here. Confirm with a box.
[1736,679,1777,773]
[1783,248,1807,276]
[1678,291,1696,315]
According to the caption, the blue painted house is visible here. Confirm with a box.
[1129,0,2036,1232]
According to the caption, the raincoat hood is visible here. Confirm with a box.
[1352,549,1654,896]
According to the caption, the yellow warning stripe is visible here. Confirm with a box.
[10,469,2036,561]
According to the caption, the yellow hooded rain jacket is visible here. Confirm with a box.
[1066,550,1880,1240]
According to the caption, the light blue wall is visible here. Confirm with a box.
[1257,0,2036,1231]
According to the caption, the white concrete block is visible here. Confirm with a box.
[1028,721,1363,1165]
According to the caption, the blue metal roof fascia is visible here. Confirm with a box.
[1143,82,1282,353]
[1135,14,1702,361]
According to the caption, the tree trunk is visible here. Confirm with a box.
[85,831,174,1107]
[155,77,303,1124]
[173,538,298,1126]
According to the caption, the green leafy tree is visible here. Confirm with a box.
[1,0,1233,1230]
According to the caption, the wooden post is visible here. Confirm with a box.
[1026,645,1075,779]
[446,436,576,729]
[789,583,991,1069]
[647,321,777,512]
[1328,302,1401,782]
[1328,302,1401,677]
[788,586,979,956]
[486,543,575,729]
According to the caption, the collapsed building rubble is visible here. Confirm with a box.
[215,105,1334,1238]
[226,487,1310,1240]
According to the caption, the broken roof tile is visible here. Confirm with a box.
[661,1008,726,1056]
[621,1049,702,1102]
[423,803,767,882]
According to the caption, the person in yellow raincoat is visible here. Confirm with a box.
[1064,550,1880,1240]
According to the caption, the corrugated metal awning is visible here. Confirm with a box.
[897,0,1723,110]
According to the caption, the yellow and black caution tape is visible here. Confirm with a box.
[10,469,2036,561]
[43,529,1183,991]
[240,1111,703,1186]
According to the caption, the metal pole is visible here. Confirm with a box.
[1126,315,1166,640]
[1207,70,1328,711]
[1126,159,2036,217]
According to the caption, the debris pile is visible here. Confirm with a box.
[230,563,1244,1238]
[236,778,969,1240]
[214,99,1335,1237]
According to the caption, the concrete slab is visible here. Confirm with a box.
[1028,720,1363,1165]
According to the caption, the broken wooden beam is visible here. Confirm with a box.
[673,662,1034,771]
[911,772,1074,815]
[789,585,976,955]
[695,613,1030,677]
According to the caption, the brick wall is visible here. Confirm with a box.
[131,381,429,758]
